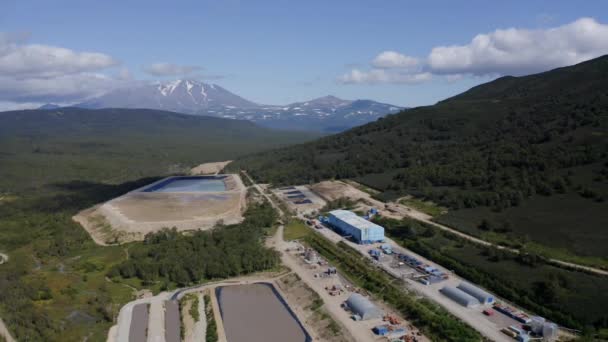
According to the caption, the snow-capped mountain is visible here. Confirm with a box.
[72,80,403,132]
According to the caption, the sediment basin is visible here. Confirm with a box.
[216,283,311,342]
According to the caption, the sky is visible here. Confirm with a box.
[1,0,608,109]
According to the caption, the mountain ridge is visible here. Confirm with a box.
[58,79,402,132]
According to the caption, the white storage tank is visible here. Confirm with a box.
[542,322,558,341]
[530,316,546,334]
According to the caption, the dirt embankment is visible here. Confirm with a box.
[191,161,233,175]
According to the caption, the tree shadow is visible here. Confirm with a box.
[27,176,164,213]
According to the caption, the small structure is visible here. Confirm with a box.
[530,316,546,334]
[345,293,383,320]
[380,244,393,254]
[304,249,319,264]
[457,282,495,304]
[440,286,480,307]
[542,322,558,341]
[327,210,384,244]
[373,325,389,336]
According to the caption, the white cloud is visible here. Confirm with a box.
[427,17,608,76]
[372,51,419,69]
[339,69,431,84]
[0,73,132,103]
[340,17,608,85]
[143,62,202,77]
[0,41,118,78]
[0,32,124,104]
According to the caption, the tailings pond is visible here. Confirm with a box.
[216,283,311,342]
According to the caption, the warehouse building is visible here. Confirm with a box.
[440,286,480,307]
[327,210,384,244]
[457,282,495,305]
[345,293,383,320]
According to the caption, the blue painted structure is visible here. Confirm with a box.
[327,210,384,244]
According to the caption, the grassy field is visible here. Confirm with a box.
[283,219,312,241]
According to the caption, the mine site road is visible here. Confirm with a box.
[0,253,14,342]
[0,317,15,342]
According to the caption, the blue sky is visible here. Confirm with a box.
[1,0,608,108]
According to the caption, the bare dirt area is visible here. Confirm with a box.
[277,273,353,342]
[74,174,246,245]
[311,180,405,219]
[190,161,232,175]
[272,185,326,215]
[74,206,140,245]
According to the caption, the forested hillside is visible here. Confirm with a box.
[0,107,317,192]
[231,55,608,260]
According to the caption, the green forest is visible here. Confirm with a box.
[0,108,307,341]
[230,55,608,262]
[108,202,280,286]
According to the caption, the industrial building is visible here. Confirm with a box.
[327,210,385,244]
[345,293,383,320]
[440,286,480,307]
[457,282,495,304]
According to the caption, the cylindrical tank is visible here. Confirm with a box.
[542,322,558,341]
[530,316,546,334]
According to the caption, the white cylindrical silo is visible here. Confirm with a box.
[542,322,558,341]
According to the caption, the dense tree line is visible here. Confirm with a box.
[108,202,280,286]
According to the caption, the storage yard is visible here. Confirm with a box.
[311,216,562,342]
[273,185,327,215]
[75,174,246,244]
[282,239,427,342]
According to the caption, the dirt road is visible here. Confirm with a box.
[0,246,8,337]
[0,317,15,342]
[242,171,284,217]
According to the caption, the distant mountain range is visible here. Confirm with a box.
[41,80,403,132]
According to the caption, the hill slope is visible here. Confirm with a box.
[231,55,608,259]
[0,107,317,191]
[74,80,402,132]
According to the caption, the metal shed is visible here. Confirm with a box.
[345,293,383,320]
[457,282,495,304]
[440,286,480,307]
[327,210,384,244]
